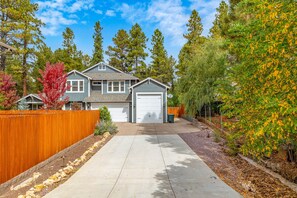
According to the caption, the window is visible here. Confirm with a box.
[107,81,125,93]
[98,64,106,71]
[92,81,102,91]
[66,80,84,92]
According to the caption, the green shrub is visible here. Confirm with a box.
[94,120,118,136]
[99,106,112,121]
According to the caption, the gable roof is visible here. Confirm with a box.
[82,62,125,74]
[17,94,42,103]
[129,77,170,89]
[67,70,91,79]
[84,72,138,80]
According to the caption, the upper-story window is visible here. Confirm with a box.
[107,81,125,93]
[92,81,102,92]
[66,80,84,93]
[98,64,106,71]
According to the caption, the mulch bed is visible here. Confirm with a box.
[0,135,111,198]
[179,122,297,198]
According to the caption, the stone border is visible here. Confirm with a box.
[0,134,94,192]
[191,117,297,193]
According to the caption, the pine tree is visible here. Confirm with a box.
[0,0,18,71]
[91,21,104,65]
[149,29,170,84]
[106,29,130,72]
[60,27,84,72]
[62,27,77,57]
[12,0,44,96]
[128,23,148,73]
[177,10,204,77]
[32,44,54,92]
[210,1,230,38]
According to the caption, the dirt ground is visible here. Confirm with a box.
[0,135,111,198]
[179,123,297,198]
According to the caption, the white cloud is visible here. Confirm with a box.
[106,10,116,17]
[94,9,103,15]
[118,3,146,23]
[118,0,189,46]
[36,0,95,36]
[189,0,222,36]
[146,0,189,45]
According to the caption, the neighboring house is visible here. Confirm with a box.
[17,94,43,110]
[65,62,169,123]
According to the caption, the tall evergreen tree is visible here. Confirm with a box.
[62,27,76,57]
[32,44,54,92]
[0,0,21,71]
[128,23,148,73]
[91,21,104,65]
[149,29,172,84]
[106,29,130,72]
[60,27,84,72]
[210,1,230,38]
[13,0,44,96]
[177,10,204,77]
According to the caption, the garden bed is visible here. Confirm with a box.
[179,121,297,197]
[0,134,112,198]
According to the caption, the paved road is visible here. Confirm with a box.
[45,133,241,197]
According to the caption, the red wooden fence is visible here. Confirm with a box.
[0,110,99,184]
[167,105,185,118]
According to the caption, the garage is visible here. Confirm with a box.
[136,94,163,123]
[91,103,129,122]
[130,78,170,123]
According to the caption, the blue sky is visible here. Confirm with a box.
[35,0,222,62]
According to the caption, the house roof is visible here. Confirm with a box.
[82,62,125,74]
[129,77,170,89]
[17,94,43,103]
[83,92,131,103]
[67,70,91,79]
[84,72,138,80]
[0,41,15,51]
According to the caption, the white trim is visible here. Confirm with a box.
[82,62,125,74]
[132,87,134,122]
[66,80,84,93]
[67,70,91,79]
[135,92,164,123]
[129,77,170,89]
[88,80,90,97]
[107,81,125,93]
[165,91,168,122]
[101,80,103,94]
[98,64,106,71]
[16,94,42,103]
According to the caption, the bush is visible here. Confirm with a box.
[94,120,118,136]
[99,106,112,121]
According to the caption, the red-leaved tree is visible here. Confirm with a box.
[38,62,69,110]
[0,72,19,110]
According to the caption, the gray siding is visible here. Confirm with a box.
[85,64,120,73]
[65,72,89,102]
[132,80,167,123]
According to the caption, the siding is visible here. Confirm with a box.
[132,80,167,122]
[65,72,89,102]
[85,64,120,73]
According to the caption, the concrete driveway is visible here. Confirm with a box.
[45,119,241,198]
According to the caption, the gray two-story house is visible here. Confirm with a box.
[64,62,169,123]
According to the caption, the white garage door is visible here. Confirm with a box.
[136,94,163,123]
[91,103,129,122]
